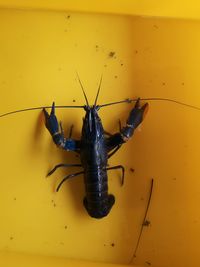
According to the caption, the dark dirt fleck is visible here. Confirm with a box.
[51,200,56,207]
[141,197,144,201]
[143,220,151,226]
[145,262,151,266]
[182,82,185,86]
[72,99,76,102]
[13,197,17,201]
[153,24,159,29]
[65,15,71,19]
[111,243,115,247]
[104,64,107,68]
[120,63,124,66]
[130,168,135,173]
[135,50,138,54]
[64,29,67,32]
[162,82,166,86]
[114,76,118,79]
[10,237,14,240]
[64,225,67,229]
[109,51,115,58]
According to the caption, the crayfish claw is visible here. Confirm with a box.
[120,98,149,141]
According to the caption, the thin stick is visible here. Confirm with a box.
[129,179,154,264]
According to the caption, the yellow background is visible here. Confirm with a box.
[0,2,200,267]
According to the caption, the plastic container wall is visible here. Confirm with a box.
[0,2,200,267]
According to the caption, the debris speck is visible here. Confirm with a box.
[13,197,17,201]
[162,82,166,86]
[153,24,159,29]
[104,64,107,68]
[108,51,115,58]
[135,50,138,54]
[145,262,151,266]
[111,243,115,247]
[114,75,118,79]
[120,63,124,66]
[182,82,185,86]
[60,242,64,245]
[10,236,14,241]
[65,15,71,20]
[64,225,67,229]
[130,168,135,173]
[143,220,151,226]
[72,99,76,102]
[51,199,56,207]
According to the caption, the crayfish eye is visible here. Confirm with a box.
[84,105,90,111]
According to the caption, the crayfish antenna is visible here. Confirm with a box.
[94,75,103,106]
[76,72,89,106]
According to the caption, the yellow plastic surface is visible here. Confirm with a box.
[1,0,200,20]
[1,3,200,267]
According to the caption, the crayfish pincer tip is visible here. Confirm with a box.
[51,102,55,115]
[43,108,49,120]
[135,98,140,108]
[142,103,149,119]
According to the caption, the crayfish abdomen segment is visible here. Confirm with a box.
[83,168,114,219]
[83,194,115,219]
